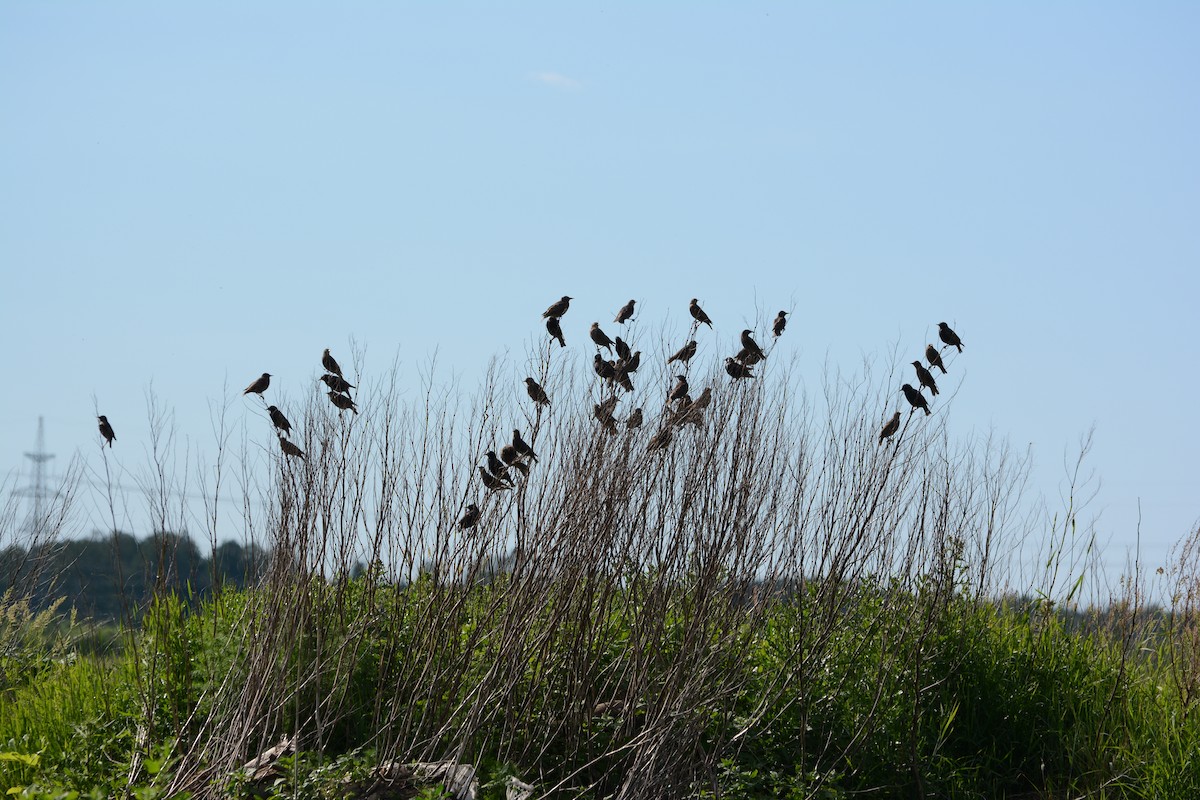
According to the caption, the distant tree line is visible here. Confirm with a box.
[0,532,268,621]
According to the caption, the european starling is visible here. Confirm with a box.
[512,428,538,461]
[267,405,293,435]
[725,357,755,380]
[901,383,931,416]
[546,316,566,348]
[614,336,632,362]
[879,411,901,445]
[97,415,116,447]
[735,346,765,366]
[647,426,673,452]
[938,322,964,353]
[689,299,713,329]
[597,395,620,417]
[525,377,550,406]
[478,465,512,491]
[668,340,697,364]
[593,403,619,433]
[500,443,520,466]
[925,344,947,375]
[668,375,689,403]
[319,374,355,394]
[543,296,573,319]
[615,367,634,393]
[244,373,271,396]
[741,329,767,361]
[590,322,614,353]
[625,351,642,373]
[593,354,615,382]
[912,361,939,396]
[327,391,359,414]
[692,386,713,410]
[773,311,788,337]
[627,408,644,429]
[511,460,530,477]
[322,349,343,378]
[486,450,510,482]
[279,436,305,459]
[458,504,480,530]
[614,299,636,324]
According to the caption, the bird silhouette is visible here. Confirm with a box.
[725,358,755,380]
[879,411,901,444]
[901,384,931,416]
[319,374,355,394]
[925,344,947,375]
[627,408,644,429]
[500,443,520,466]
[590,323,615,353]
[594,354,616,382]
[735,346,765,366]
[740,329,766,361]
[614,299,636,324]
[773,311,788,337]
[97,416,116,447]
[668,375,689,403]
[667,340,697,364]
[689,299,713,328]
[486,450,510,482]
[458,504,480,530]
[614,336,632,362]
[512,428,538,461]
[938,322,964,353]
[624,351,642,373]
[615,365,635,393]
[327,391,359,414]
[546,316,566,348]
[543,296,572,319]
[593,403,619,433]
[478,465,512,491]
[279,436,305,459]
[244,373,271,396]
[912,361,939,396]
[525,378,551,406]
[267,405,293,435]
[322,349,343,378]
[647,427,673,452]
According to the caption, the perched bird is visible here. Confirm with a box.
[279,437,305,459]
[327,391,359,414]
[512,428,538,461]
[901,383,931,416]
[267,405,293,435]
[615,366,634,393]
[912,361,939,396]
[511,460,531,477]
[773,311,788,337]
[692,386,713,410]
[938,322,964,353]
[725,357,755,380]
[925,344,947,375]
[614,299,636,324]
[614,336,632,362]
[590,322,615,353]
[322,349,343,378]
[597,395,620,416]
[879,411,901,445]
[624,351,642,373]
[593,403,619,433]
[594,354,616,382]
[499,443,520,466]
[244,373,271,396]
[319,374,355,394]
[486,450,510,482]
[97,415,116,448]
[525,377,551,406]
[740,329,766,362]
[627,408,644,429]
[689,298,713,328]
[667,340,697,364]
[543,296,573,319]
[478,465,512,491]
[735,346,765,366]
[458,504,480,530]
[647,426,673,452]
[668,375,689,403]
[546,316,566,348]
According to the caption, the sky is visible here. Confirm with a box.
[2,3,1198,578]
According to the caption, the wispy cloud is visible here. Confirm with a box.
[530,71,581,90]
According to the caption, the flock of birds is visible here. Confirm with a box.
[91,299,964,535]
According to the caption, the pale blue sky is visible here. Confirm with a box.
[2,3,1197,573]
